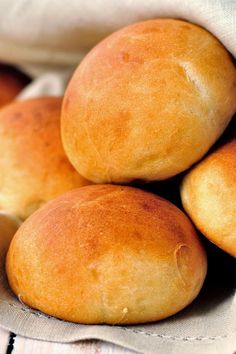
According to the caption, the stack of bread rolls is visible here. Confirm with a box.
[2,19,236,325]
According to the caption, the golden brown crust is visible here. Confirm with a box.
[0,97,90,219]
[181,138,236,257]
[61,19,236,183]
[7,185,207,324]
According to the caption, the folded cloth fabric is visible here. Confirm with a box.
[0,1,235,353]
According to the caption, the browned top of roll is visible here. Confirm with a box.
[62,19,236,184]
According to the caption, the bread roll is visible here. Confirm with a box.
[6,185,207,324]
[61,19,236,184]
[181,138,236,257]
[0,64,29,108]
[0,97,90,220]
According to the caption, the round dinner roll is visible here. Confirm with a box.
[61,19,236,184]
[181,138,236,257]
[0,64,29,109]
[6,185,207,324]
[0,97,90,220]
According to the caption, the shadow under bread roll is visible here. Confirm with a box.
[61,19,236,184]
[0,64,30,108]
[181,138,236,257]
[0,97,91,220]
[0,213,20,269]
[6,185,207,324]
